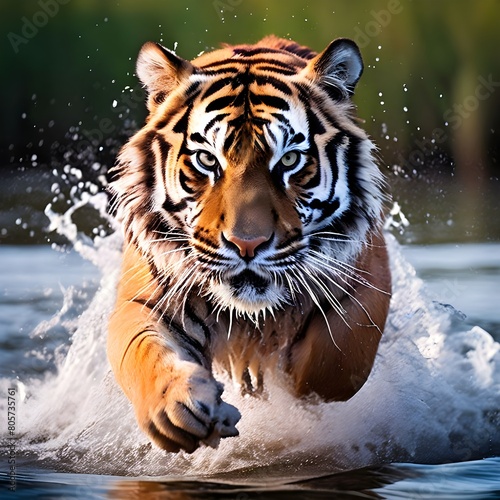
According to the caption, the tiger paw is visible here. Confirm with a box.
[137,362,240,453]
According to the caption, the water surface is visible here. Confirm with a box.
[1,236,499,498]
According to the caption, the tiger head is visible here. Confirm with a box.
[110,37,387,318]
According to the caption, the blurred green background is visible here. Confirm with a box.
[1,0,499,244]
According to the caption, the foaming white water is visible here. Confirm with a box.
[8,196,500,478]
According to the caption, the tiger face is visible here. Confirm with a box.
[111,36,386,320]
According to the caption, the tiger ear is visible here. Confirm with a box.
[307,38,363,98]
[136,42,194,111]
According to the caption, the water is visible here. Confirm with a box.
[1,199,500,498]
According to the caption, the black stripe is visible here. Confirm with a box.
[200,58,296,72]
[190,208,203,223]
[190,132,208,145]
[344,136,374,225]
[249,93,289,110]
[172,106,192,133]
[185,302,212,344]
[280,125,290,146]
[223,129,236,153]
[270,245,307,266]
[184,83,202,106]
[155,119,168,130]
[193,250,232,266]
[163,194,187,213]
[301,159,321,190]
[270,112,289,125]
[179,169,196,195]
[155,136,171,193]
[201,77,234,99]
[292,82,310,103]
[255,65,297,76]
[185,81,201,95]
[308,198,341,223]
[230,45,310,63]
[158,314,206,366]
[291,133,305,145]
[232,47,285,57]
[324,133,345,197]
[193,236,220,252]
[306,107,326,136]
[203,113,230,135]
[254,75,293,95]
[206,95,235,113]
[141,130,157,190]
[266,124,278,145]
[201,67,240,76]
[192,239,226,257]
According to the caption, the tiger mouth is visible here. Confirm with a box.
[207,268,286,315]
[229,270,270,295]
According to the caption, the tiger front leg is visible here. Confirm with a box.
[108,318,240,452]
[107,246,240,453]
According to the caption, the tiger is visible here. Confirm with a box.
[107,35,391,453]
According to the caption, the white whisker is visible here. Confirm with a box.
[289,267,341,351]
[306,259,383,333]
[227,307,234,340]
[308,251,390,296]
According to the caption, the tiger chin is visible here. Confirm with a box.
[107,35,391,453]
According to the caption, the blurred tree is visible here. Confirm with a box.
[1,0,499,243]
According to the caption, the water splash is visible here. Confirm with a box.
[3,191,500,479]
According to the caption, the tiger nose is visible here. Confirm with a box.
[224,233,271,258]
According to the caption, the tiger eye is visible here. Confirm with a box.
[197,151,218,170]
[280,151,300,168]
